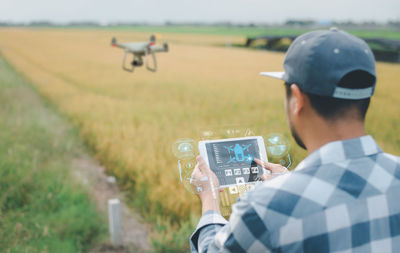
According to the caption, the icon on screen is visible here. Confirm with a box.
[236,177,245,185]
[225,169,233,176]
[229,186,239,194]
[242,168,250,174]
[251,167,259,173]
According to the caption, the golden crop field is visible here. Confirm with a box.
[0,28,399,248]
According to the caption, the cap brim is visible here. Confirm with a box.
[259,72,285,80]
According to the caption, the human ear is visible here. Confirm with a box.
[290,84,305,115]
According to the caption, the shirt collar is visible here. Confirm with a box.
[295,135,382,171]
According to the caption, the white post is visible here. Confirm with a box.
[108,198,123,246]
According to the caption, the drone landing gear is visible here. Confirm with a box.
[144,47,157,72]
[121,48,158,73]
[122,51,134,72]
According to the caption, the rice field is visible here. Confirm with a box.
[0,28,399,251]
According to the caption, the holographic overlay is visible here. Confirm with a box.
[265,133,292,169]
[199,126,257,140]
[172,138,196,159]
[172,139,198,193]
[177,158,198,193]
[172,128,293,218]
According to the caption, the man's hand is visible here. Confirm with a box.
[191,156,220,214]
[254,158,290,181]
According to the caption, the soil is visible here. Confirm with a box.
[72,156,152,253]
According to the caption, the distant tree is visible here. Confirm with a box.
[29,21,53,27]
[388,20,400,29]
[67,21,99,27]
[285,19,316,26]
[215,21,233,27]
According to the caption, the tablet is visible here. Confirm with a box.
[198,136,268,188]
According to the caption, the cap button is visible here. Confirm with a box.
[330,27,339,32]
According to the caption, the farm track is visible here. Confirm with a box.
[0,51,152,252]
[73,156,151,253]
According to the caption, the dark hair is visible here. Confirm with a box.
[285,70,375,121]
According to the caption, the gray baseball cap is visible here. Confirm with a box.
[260,28,377,99]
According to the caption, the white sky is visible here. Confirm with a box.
[1,0,399,24]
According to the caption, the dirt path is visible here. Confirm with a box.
[72,155,152,253]
[0,52,152,252]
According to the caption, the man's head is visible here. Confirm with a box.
[260,28,377,150]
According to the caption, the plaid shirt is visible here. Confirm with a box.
[190,135,400,252]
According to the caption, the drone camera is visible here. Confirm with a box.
[132,60,143,67]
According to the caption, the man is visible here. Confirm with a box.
[190,28,400,252]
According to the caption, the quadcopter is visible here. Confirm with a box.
[224,144,252,163]
[111,35,169,73]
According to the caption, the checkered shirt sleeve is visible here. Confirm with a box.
[190,135,400,252]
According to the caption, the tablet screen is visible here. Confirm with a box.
[205,138,264,187]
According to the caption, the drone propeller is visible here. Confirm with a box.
[150,34,156,43]
[111,37,117,47]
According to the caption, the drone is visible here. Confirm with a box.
[224,144,252,163]
[111,35,169,73]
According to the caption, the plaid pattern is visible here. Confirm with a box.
[190,135,400,252]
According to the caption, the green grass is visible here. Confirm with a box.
[0,54,106,252]
[52,25,400,40]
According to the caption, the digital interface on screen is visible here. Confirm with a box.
[206,139,263,187]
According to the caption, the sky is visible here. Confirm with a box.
[1,0,399,24]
